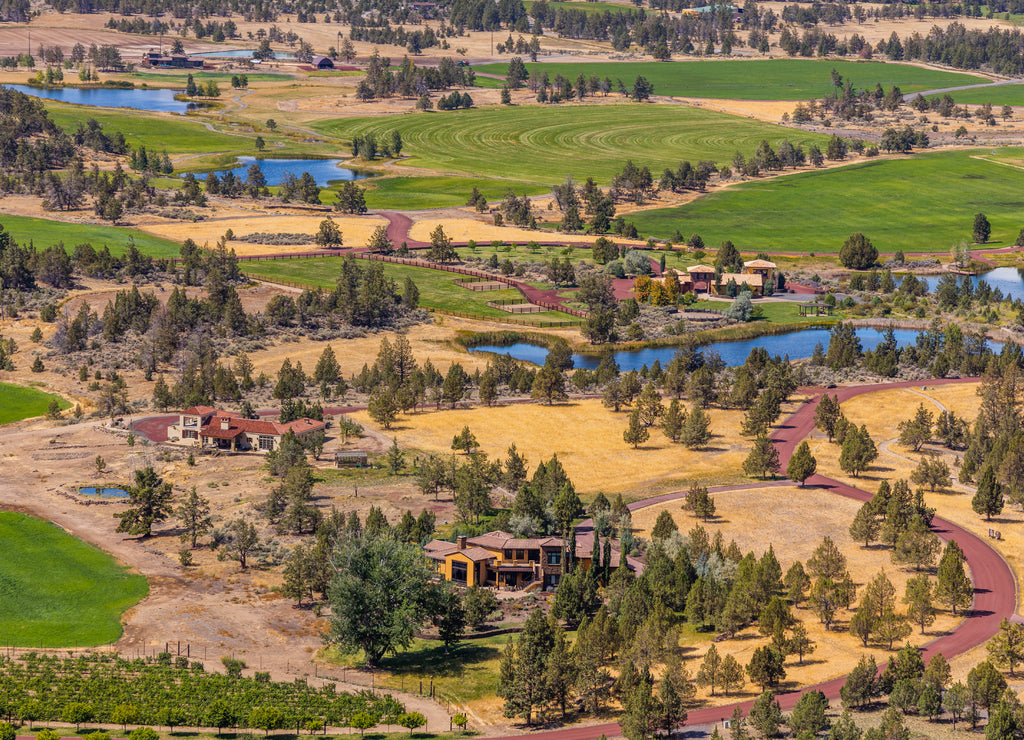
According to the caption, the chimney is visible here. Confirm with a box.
[457,535,467,550]
[220,417,230,431]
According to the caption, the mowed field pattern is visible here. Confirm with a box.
[0,382,70,425]
[631,149,1024,252]
[314,105,830,184]
[0,512,148,646]
[471,59,986,100]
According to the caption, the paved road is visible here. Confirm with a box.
[484,377,1015,740]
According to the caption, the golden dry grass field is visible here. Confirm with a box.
[352,398,807,497]
[810,382,1024,613]
[630,486,960,705]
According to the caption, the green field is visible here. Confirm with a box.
[0,382,70,424]
[938,82,1024,106]
[471,59,985,100]
[522,0,651,13]
[0,512,148,646]
[45,103,256,154]
[0,214,181,258]
[362,176,549,210]
[630,149,1024,253]
[130,71,290,86]
[314,105,829,185]
[243,257,576,323]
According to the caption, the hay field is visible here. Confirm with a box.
[631,486,961,701]
[812,382,1024,611]
[351,398,789,496]
[407,217,644,246]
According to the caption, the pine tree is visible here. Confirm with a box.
[903,574,936,634]
[786,440,817,486]
[743,434,780,479]
[661,398,685,442]
[935,542,972,615]
[624,408,650,449]
[849,502,880,547]
[972,464,1004,520]
[175,486,212,549]
[679,404,711,449]
[696,644,723,696]
[813,394,842,442]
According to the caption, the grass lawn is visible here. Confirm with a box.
[45,103,256,154]
[630,149,1024,253]
[312,105,829,185]
[0,511,148,646]
[361,176,548,211]
[0,382,70,424]
[471,59,985,100]
[0,214,181,258]
[242,257,575,324]
[128,71,290,86]
[459,240,597,265]
[692,299,842,324]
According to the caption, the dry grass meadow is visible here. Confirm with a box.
[351,398,808,497]
[630,485,961,704]
[811,383,1024,614]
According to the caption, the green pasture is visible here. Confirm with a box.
[470,59,985,100]
[314,105,829,184]
[0,382,70,425]
[243,257,575,323]
[0,511,148,646]
[45,102,255,154]
[523,0,651,13]
[361,176,548,210]
[129,71,290,85]
[937,82,1024,106]
[630,149,1024,253]
[0,214,181,258]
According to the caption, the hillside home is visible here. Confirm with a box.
[424,531,623,591]
[168,406,325,453]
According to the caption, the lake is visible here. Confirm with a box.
[204,157,369,187]
[9,84,200,114]
[468,327,1003,371]
[919,267,1024,302]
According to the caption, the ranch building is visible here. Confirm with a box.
[168,406,326,453]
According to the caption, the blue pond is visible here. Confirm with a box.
[918,267,1024,302]
[205,157,368,187]
[79,487,129,499]
[469,327,1003,372]
[9,84,201,114]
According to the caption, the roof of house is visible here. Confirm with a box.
[312,55,333,65]
[182,406,224,417]
[744,259,777,269]
[335,450,368,458]
[457,547,498,562]
[198,413,326,439]
[687,264,716,274]
[467,531,562,550]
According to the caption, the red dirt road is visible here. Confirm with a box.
[487,377,1015,739]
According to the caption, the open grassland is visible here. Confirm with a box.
[362,176,549,211]
[407,218,626,245]
[313,106,829,185]
[45,103,254,154]
[631,150,1024,252]
[241,257,573,323]
[633,485,960,698]
[472,59,985,101]
[349,398,807,495]
[944,82,1024,105]
[0,214,181,257]
[0,512,148,646]
[811,382,1024,609]
[0,382,70,424]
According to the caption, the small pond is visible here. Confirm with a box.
[918,267,1024,303]
[204,156,369,187]
[8,84,202,114]
[469,327,1004,371]
[78,487,129,499]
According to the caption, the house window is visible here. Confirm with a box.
[182,429,197,439]
[544,573,560,589]
[258,435,274,451]
[516,549,525,561]
[546,551,561,566]
[452,562,467,584]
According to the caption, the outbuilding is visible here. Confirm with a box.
[335,450,368,468]
[311,56,335,70]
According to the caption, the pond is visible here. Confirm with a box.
[468,327,1003,371]
[8,84,202,114]
[78,487,129,499]
[204,157,369,187]
[918,267,1024,302]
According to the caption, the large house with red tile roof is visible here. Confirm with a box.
[168,406,326,453]
[424,530,624,591]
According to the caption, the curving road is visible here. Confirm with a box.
[483,377,1016,740]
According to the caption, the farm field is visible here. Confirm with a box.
[630,149,1024,252]
[44,102,256,154]
[0,214,182,258]
[939,82,1024,105]
[0,511,148,646]
[471,59,986,100]
[312,105,830,185]
[361,176,549,211]
[522,0,650,14]
[0,382,70,425]
[241,257,576,324]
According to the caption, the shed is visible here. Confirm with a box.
[312,56,335,70]
[335,450,368,467]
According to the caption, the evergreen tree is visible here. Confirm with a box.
[624,408,650,449]
[972,464,1004,520]
[786,440,817,486]
[743,434,780,479]
[175,486,212,548]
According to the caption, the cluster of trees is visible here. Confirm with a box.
[354,52,473,101]
[813,392,880,477]
[127,146,173,175]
